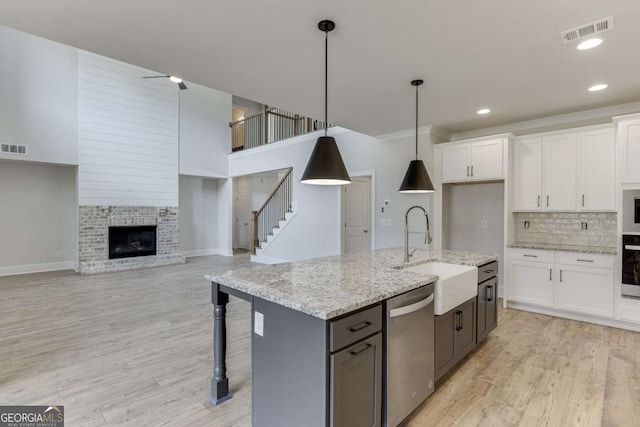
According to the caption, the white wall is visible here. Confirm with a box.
[232,96,263,117]
[0,161,76,275]
[179,175,220,256]
[445,182,504,254]
[180,82,231,178]
[0,25,78,165]
[78,51,179,207]
[229,127,436,261]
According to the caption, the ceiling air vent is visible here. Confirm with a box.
[1,144,28,155]
[561,16,614,44]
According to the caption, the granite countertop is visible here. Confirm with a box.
[206,247,498,320]
[508,242,617,255]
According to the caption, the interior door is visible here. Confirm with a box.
[343,177,371,254]
[235,192,249,250]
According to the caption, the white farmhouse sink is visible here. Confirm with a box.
[404,262,478,315]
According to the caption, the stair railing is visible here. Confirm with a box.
[251,168,293,254]
[231,106,329,152]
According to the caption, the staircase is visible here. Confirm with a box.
[251,168,293,257]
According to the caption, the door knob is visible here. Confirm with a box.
[364,230,368,233]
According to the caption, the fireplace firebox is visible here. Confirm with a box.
[108,226,157,259]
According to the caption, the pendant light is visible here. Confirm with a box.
[399,79,435,193]
[300,20,351,186]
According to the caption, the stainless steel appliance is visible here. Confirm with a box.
[622,234,640,298]
[385,283,435,427]
[622,190,640,233]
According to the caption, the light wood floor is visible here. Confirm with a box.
[1,256,640,426]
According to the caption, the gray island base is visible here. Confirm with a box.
[207,247,498,426]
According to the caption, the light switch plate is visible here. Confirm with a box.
[254,311,264,337]
[380,218,392,227]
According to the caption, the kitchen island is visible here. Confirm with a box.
[206,247,498,426]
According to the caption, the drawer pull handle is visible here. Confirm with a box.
[484,269,494,274]
[577,259,594,263]
[349,343,372,356]
[349,321,372,332]
[523,254,538,258]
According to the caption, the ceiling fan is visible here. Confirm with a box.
[141,75,187,90]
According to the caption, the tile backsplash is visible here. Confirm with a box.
[515,212,617,249]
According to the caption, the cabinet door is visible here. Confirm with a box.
[441,145,470,183]
[619,118,640,183]
[486,279,498,333]
[509,261,554,307]
[513,137,543,211]
[556,266,614,318]
[470,139,503,181]
[455,298,476,359]
[578,128,615,211]
[477,278,498,343]
[435,310,455,380]
[544,134,577,211]
[476,283,488,341]
[331,333,382,427]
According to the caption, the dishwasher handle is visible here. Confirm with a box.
[389,293,434,318]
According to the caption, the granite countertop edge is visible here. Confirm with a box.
[508,243,617,255]
[206,248,499,320]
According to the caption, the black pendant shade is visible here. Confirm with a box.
[300,136,351,185]
[399,160,434,193]
[300,20,351,186]
[399,79,435,193]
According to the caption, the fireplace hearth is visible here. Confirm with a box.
[109,225,157,259]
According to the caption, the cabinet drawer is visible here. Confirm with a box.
[509,248,554,263]
[330,304,382,352]
[478,261,498,283]
[556,252,614,269]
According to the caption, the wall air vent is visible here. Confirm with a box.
[561,16,614,43]
[1,144,28,155]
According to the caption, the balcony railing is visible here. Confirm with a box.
[231,107,328,152]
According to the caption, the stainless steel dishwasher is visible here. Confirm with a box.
[385,283,436,426]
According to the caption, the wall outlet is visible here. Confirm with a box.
[50,250,63,258]
[384,200,391,207]
[380,218,392,227]
[254,311,264,337]
[524,220,530,229]
[481,219,488,228]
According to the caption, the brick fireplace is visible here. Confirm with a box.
[78,206,185,274]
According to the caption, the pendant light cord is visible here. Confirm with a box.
[324,31,328,137]
[415,82,419,160]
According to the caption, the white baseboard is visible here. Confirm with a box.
[251,254,290,265]
[182,248,233,258]
[507,301,640,332]
[0,261,75,277]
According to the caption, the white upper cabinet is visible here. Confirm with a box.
[513,137,543,211]
[544,133,577,211]
[579,128,615,211]
[441,145,471,182]
[513,126,614,212]
[440,137,505,183]
[618,115,640,184]
[470,140,504,181]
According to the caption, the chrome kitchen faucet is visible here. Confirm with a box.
[404,205,432,263]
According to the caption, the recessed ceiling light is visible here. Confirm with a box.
[577,38,603,50]
[477,108,491,115]
[588,83,608,92]
[169,76,183,83]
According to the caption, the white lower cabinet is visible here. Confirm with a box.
[508,250,614,319]
[555,265,614,318]
[509,261,554,307]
